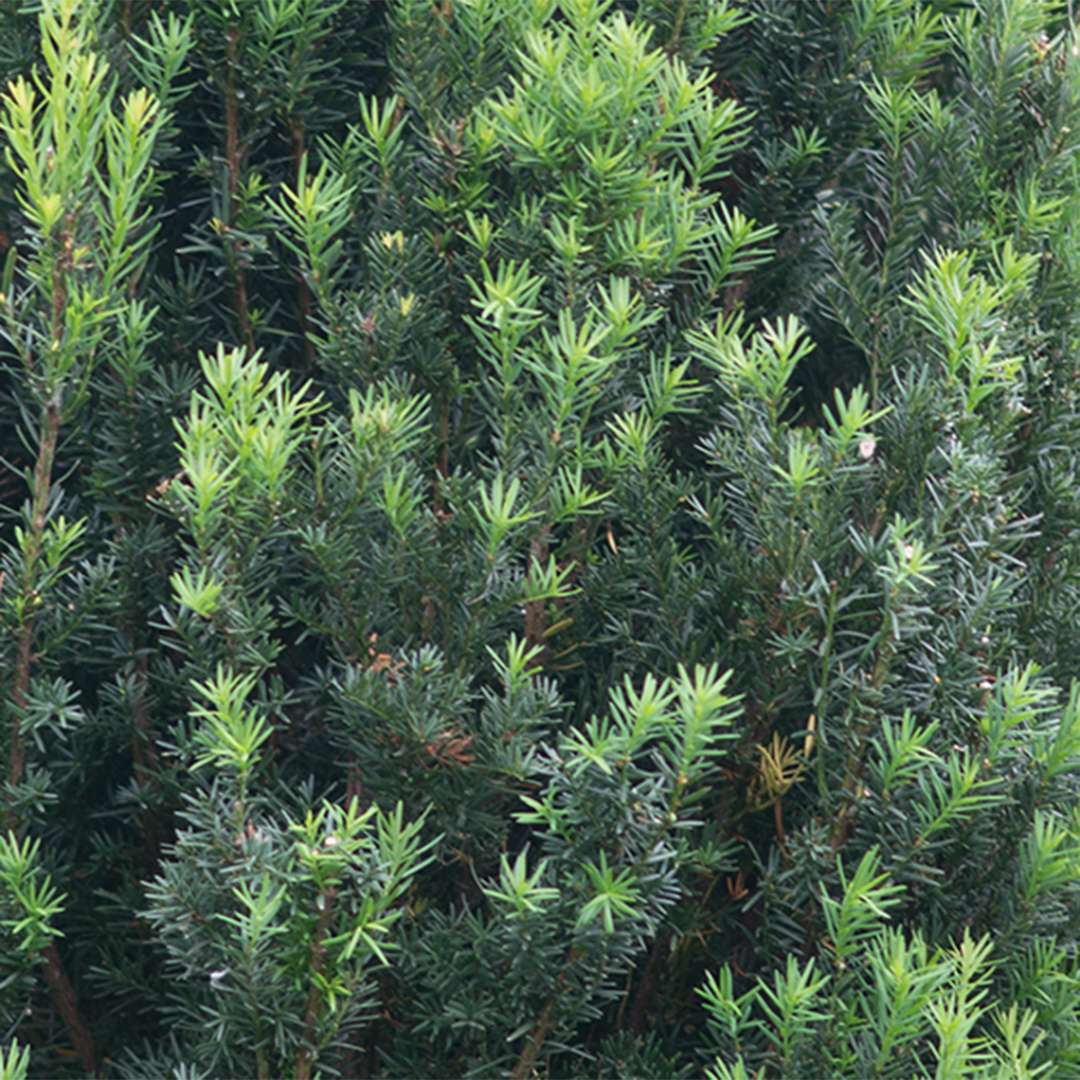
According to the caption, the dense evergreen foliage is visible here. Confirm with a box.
[1,0,1079,1076]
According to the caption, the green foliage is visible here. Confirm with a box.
[0,0,1078,1076]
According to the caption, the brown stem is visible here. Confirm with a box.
[8,400,62,803]
[667,0,689,55]
[43,942,96,1074]
[10,218,95,1071]
[830,641,895,852]
[224,31,241,206]
[7,627,32,801]
[232,253,252,350]
[289,118,316,369]
[722,275,750,317]
[625,930,669,1033]
[437,394,450,482]
[773,795,786,851]
[510,998,556,1080]
[51,252,67,336]
[224,27,252,350]
[428,394,451,544]
[130,652,162,876]
[295,885,337,1080]
[523,532,550,663]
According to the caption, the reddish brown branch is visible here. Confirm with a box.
[130,653,162,876]
[510,998,556,1080]
[626,931,669,1033]
[523,532,550,664]
[437,394,450,482]
[773,795,787,852]
[290,119,317,369]
[224,27,253,350]
[8,215,95,1072]
[43,942,96,1074]
[295,885,337,1080]
[8,400,61,803]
